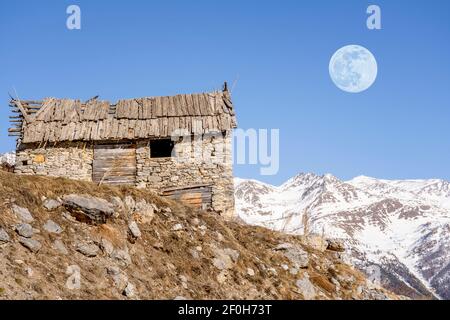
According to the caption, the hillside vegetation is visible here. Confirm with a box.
[0,170,401,300]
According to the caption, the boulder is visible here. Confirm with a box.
[123,282,136,298]
[19,237,42,253]
[52,240,68,255]
[134,200,155,224]
[223,248,240,262]
[128,221,141,239]
[212,247,239,270]
[296,274,316,300]
[124,196,136,211]
[12,205,34,223]
[112,248,132,267]
[100,238,114,256]
[43,220,63,234]
[0,228,10,243]
[62,194,115,224]
[15,223,34,238]
[76,242,99,257]
[43,199,62,211]
[274,243,309,268]
[107,266,128,291]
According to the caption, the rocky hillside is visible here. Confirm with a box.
[0,170,400,300]
[235,174,450,300]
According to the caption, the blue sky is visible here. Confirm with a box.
[1,0,449,185]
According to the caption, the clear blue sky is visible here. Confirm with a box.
[1,0,449,185]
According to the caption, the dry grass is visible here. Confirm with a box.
[0,171,400,300]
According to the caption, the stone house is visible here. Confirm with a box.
[8,86,237,218]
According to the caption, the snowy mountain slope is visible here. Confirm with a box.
[0,152,15,167]
[235,174,450,299]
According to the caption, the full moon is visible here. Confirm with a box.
[329,45,378,93]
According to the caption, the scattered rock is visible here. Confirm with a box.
[216,270,229,284]
[223,248,240,262]
[62,194,115,224]
[0,228,10,243]
[179,275,188,289]
[172,223,183,231]
[112,248,132,267]
[281,264,289,271]
[124,196,136,211]
[61,212,77,222]
[128,221,141,239]
[190,218,200,226]
[212,247,239,270]
[163,207,172,214]
[123,282,136,298]
[43,199,62,211]
[267,267,278,276]
[43,220,63,234]
[110,196,125,214]
[19,237,42,253]
[189,249,200,259]
[76,242,99,257]
[326,239,346,252]
[14,223,34,238]
[100,238,114,256]
[296,274,316,300]
[134,200,155,224]
[107,266,128,291]
[12,205,34,223]
[216,232,225,242]
[25,267,33,277]
[274,243,309,268]
[52,240,68,255]
[247,268,255,276]
[290,267,299,276]
[174,296,188,300]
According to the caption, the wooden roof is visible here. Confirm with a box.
[9,90,237,144]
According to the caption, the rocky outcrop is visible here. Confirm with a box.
[62,194,115,224]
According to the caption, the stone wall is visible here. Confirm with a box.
[136,132,235,219]
[14,133,235,219]
[15,142,94,181]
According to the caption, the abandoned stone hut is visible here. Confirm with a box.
[8,86,237,218]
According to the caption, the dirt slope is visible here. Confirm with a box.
[0,171,401,300]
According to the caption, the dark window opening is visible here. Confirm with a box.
[22,160,28,166]
[150,139,174,158]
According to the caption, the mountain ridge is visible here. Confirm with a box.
[235,173,450,299]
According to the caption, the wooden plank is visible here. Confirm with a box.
[93,143,137,185]
[11,100,32,123]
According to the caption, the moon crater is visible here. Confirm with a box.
[329,45,378,93]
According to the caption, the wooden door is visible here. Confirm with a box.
[93,143,136,185]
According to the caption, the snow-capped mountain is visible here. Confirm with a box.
[235,174,450,299]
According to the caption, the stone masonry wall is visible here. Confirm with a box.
[15,142,94,181]
[136,132,235,219]
[14,133,235,219]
